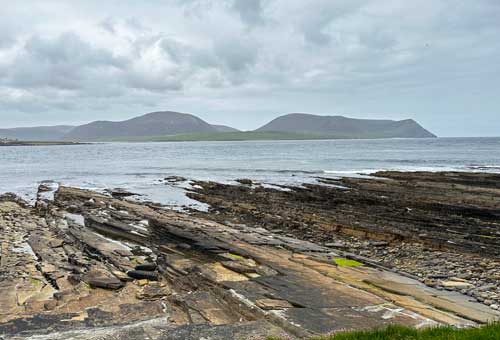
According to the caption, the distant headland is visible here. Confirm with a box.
[0,111,436,142]
[0,138,83,146]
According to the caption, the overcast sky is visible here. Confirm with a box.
[0,1,499,136]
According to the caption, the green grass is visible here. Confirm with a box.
[97,131,333,142]
[152,131,331,141]
[224,253,246,261]
[268,324,500,340]
[333,258,364,267]
[82,130,435,143]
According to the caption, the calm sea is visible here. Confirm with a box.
[1,137,499,207]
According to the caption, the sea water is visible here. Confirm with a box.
[1,137,499,206]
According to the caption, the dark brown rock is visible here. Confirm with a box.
[84,271,124,290]
[236,179,253,185]
[127,270,159,281]
[107,188,139,199]
[135,263,157,271]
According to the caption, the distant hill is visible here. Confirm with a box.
[212,125,241,133]
[64,111,221,141]
[256,113,436,138]
[2,111,436,142]
[0,125,75,141]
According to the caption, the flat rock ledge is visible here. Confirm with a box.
[189,171,500,312]
[0,178,499,339]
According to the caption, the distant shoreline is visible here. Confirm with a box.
[2,136,497,145]
[0,141,87,146]
[85,131,439,143]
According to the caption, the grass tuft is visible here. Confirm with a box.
[333,258,363,267]
[226,253,245,261]
[268,324,500,340]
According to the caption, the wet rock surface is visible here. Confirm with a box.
[1,173,499,339]
[106,188,139,199]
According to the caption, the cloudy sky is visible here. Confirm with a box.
[0,0,499,136]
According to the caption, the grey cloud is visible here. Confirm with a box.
[232,0,264,26]
[300,17,332,45]
[214,37,258,73]
[124,36,198,92]
[357,28,397,51]
[0,16,21,49]
[0,0,499,136]
[4,32,127,90]
[175,0,218,18]
[0,33,15,49]
[448,1,500,31]
[26,32,125,67]
[124,18,150,33]
[0,87,75,114]
[159,38,218,69]
[126,73,184,92]
[99,17,117,34]
[99,17,150,37]
[156,35,257,87]
[294,0,368,45]
[159,38,193,65]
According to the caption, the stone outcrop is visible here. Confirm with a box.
[1,174,499,339]
[188,171,500,312]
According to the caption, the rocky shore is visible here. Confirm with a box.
[0,171,499,339]
[188,171,500,311]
